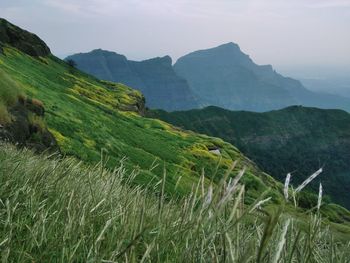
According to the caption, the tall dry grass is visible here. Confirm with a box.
[0,144,349,262]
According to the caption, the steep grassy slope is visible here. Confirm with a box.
[66,49,199,111]
[151,106,350,208]
[1,144,350,262]
[1,18,350,227]
[0,44,280,201]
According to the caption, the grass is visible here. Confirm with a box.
[0,103,10,124]
[0,68,22,124]
[0,144,349,262]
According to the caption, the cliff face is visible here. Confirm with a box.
[0,18,50,57]
[174,43,350,112]
[66,49,199,111]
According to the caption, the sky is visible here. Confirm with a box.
[1,0,350,75]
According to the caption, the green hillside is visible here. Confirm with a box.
[1,17,350,221]
[151,106,350,208]
[1,18,350,261]
[0,19,279,203]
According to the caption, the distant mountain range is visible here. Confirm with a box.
[174,43,350,112]
[151,105,350,208]
[300,77,350,99]
[67,43,350,113]
[66,50,199,111]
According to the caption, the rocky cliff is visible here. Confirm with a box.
[0,18,50,57]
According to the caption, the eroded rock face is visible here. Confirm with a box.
[0,18,51,57]
[0,98,59,153]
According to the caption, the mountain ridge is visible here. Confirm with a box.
[66,49,199,111]
[174,42,350,112]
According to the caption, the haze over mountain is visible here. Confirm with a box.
[68,43,350,113]
[277,65,350,99]
[66,50,199,111]
[300,78,350,99]
[174,43,350,112]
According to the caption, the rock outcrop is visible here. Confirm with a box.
[0,18,51,57]
[0,97,59,153]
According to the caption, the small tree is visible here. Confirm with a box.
[66,59,77,74]
[66,59,76,68]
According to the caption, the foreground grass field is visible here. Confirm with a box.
[1,144,349,262]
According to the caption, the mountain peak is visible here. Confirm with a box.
[89,49,127,60]
[0,18,50,56]
[141,55,172,66]
[217,42,241,50]
[175,41,250,66]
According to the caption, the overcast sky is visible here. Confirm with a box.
[1,0,350,72]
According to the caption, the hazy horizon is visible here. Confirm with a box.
[1,0,350,77]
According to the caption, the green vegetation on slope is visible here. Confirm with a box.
[150,105,350,209]
[1,144,349,262]
[0,68,22,123]
[0,46,277,201]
